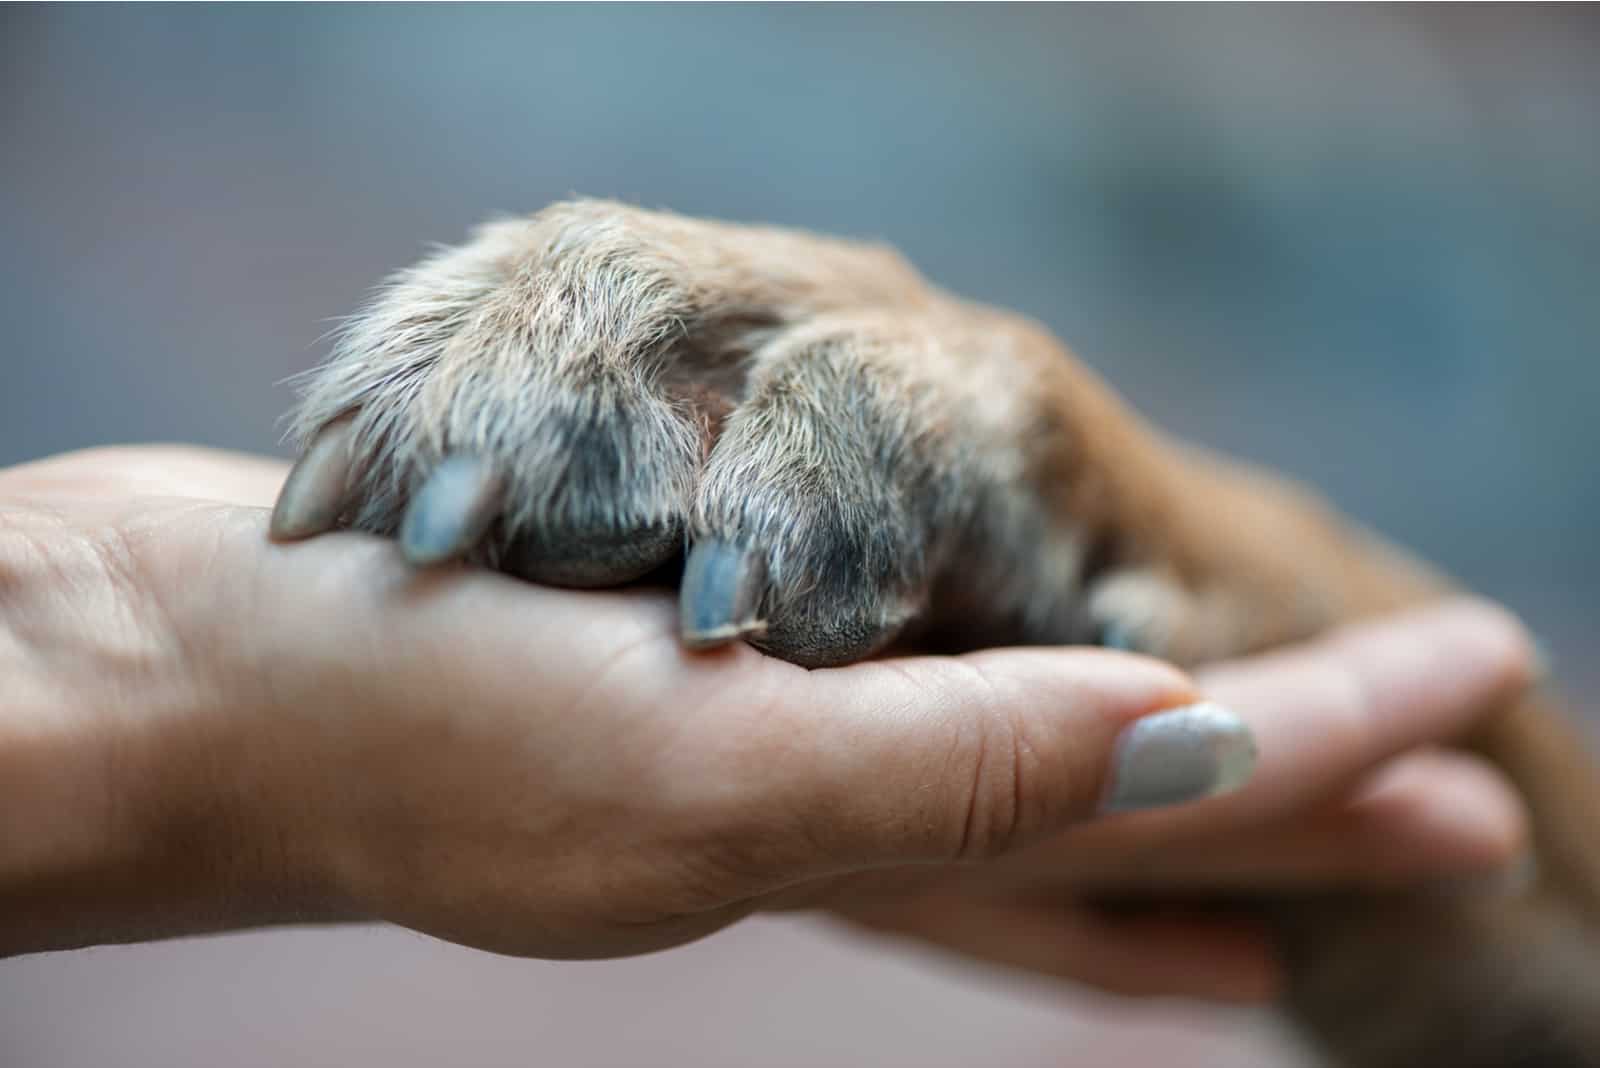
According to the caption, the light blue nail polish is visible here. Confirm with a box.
[1101,702,1257,813]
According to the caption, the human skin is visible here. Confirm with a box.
[0,446,1533,1003]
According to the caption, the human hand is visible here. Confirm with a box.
[833,604,1533,1001]
[0,447,1532,1004]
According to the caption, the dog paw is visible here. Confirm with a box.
[275,200,1149,666]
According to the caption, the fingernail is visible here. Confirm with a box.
[1101,702,1257,813]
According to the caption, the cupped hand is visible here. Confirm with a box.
[0,447,1534,1004]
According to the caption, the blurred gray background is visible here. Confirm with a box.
[2,5,1596,1066]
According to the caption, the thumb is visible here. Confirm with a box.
[764,648,1255,872]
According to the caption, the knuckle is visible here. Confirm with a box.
[944,660,1033,861]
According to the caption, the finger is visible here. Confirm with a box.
[845,889,1281,1003]
[1318,748,1529,886]
[269,416,358,541]
[398,454,504,566]
[763,647,1257,870]
[0,446,290,507]
[1119,598,1535,840]
[1012,749,1528,893]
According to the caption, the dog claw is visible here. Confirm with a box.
[399,454,505,566]
[680,539,768,650]
[270,417,358,541]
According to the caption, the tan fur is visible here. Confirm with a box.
[286,199,1600,1066]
